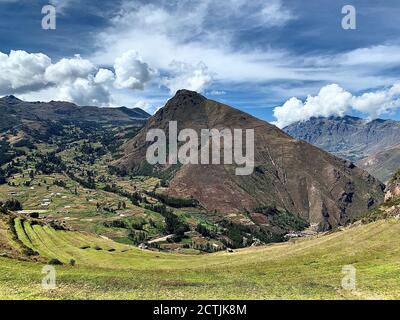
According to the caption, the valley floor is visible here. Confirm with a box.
[1,219,400,299]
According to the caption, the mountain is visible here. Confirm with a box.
[114,90,385,231]
[357,144,400,183]
[0,95,150,146]
[284,116,400,182]
[0,95,150,131]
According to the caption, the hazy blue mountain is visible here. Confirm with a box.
[284,116,400,182]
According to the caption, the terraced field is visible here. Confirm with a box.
[1,217,400,299]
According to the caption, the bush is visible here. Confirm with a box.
[48,258,63,265]
[29,212,40,219]
[0,169,6,185]
[3,199,22,211]
[53,179,67,188]
[23,248,39,256]
[69,259,76,266]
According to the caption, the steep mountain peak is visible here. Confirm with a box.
[165,90,207,110]
[1,95,22,105]
[118,106,150,119]
[115,94,384,231]
[174,89,206,100]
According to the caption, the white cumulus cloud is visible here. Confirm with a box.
[0,50,51,95]
[94,68,115,84]
[113,50,156,90]
[273,84,352,128]
[45,55,95,84]
[57,78,111,106]
[352,82,400,117]
[163,61,213,94]
[0,50,159,107]
[273,82,400,128]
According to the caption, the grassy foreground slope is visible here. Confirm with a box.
[1,218,400,299]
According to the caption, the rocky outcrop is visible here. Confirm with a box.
[385,170,400,202]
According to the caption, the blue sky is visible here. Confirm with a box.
[0,0,400,126]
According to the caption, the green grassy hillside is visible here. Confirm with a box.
[1,217,400,299]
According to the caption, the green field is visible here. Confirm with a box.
[1,217,400,299]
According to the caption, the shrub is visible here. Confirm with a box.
[3,199,22,211]
[29,212,40,219]
[48,258,63,265]
[0,169,6,185]
[23,248,39,257]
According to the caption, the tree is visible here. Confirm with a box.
[0,170,6,185]
[196,224,211,237]
[3,199,22,211]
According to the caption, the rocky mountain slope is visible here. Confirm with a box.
[385,169,400,202]
[357,144,400,183]
[284,116,400,182]
[115,90,385,231]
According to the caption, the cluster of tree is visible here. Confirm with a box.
[128,230,147,245]
[29,121,64,142]
[220,219,282,248]
[96,202,116,214]
[130,192,143,206]
[67,172,96,189]
[0,140,15,166]
[0,168,6,185]
[144,203,189,237]
[44,121,64,138]
[103,184,142,206]
[117,201,127,210]
[103,183,119,193]
[35,152,66,174]
[195,223,213,238]
[73,144,107,165]
[103,219,128,228]
[391,169,400,183]
[108,165,128,177]
[145,191,198,208]
[53,179,67,188]
[3,162,22,178]
[144,203,169,215]
[254,206,308,231]
[0,199,22,211]
[13,138,35,149]
[186,242,222,253]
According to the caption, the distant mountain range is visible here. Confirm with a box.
[284,116,400,183]
[0,95,150,131]
[0,95,150,145]
[115,90,384,231]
